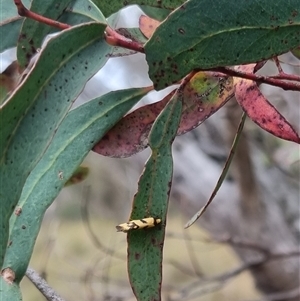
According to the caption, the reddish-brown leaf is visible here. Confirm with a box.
[92,92,174,157]
[94,72,235,158]
[234,64,300,143]
[139,15,160,39]
[179,72,234,134]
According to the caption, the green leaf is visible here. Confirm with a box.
[93,0,185,17]
[3,88,150,283]
[0,18,23,52]
[145,0,300,89]
[0,0,30,21]
[94,71,234,158]
[291,46,300,59]
[127,95,182,301]
[0,0,106,52]
[0,275,22,301]
[0,0,29,52]
[67,0,106,23]
[140,5,171,21]
[0,22,108,268]
[17,0,73,68]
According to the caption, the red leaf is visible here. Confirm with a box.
[179,72,234,134]
[92,92,173,157]
[94,72,235,158]
[234,64,300,143]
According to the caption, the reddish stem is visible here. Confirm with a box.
[269,73,300,82]
[105,27,145,53]
[14,0,71,30]
[273,57,283,73]
[270,57,300,81]
[12,1,300,92]
[206,67,300,92]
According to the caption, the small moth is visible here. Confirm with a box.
[116,217,161,233]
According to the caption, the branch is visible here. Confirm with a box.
[206,66,300,91]
[244,287,300,301]
[105,27,145,53]
[171,249,300,301]
[14,0,71,30]
[26,267,66,301]
[80,186,125,260]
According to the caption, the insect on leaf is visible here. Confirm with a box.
[127,89,182,301]
[116,218,161,233]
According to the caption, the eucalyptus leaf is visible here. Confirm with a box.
[145,0,300,89]
[0,22,108,268]
[3,88,150,283]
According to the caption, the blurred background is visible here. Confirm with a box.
[1,5,299,301]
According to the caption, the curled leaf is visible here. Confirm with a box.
[234,64,300,143]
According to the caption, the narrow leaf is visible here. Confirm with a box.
[17,0,73,67]
[185,112,247,228]
[234,64,300,143]
[67,0,106,23]
[0,0,29,52]
[93,91,172,157]
[145,0,300,89]
[0,0,104,52]
[93,0,185,17]
[0,276,22,301]
[0,18,23,52]
[94,72,234,158]
[179,72,234,134]
[0,22,109,268]
[140,5,171,21]
[3,88,150,282]
[127,90,182,301]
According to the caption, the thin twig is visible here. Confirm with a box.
[81,186,125,260]
[180,203,203,277]
[207,67,300,91]
[173,250,300,301]
[26,267,66,301]
[211,236,271,256]
[105,27,145,53]
[14,0,71,30]
[244,287,300,301]
[273,57,283,73]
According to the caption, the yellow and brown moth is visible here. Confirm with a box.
[116,217,161,233]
